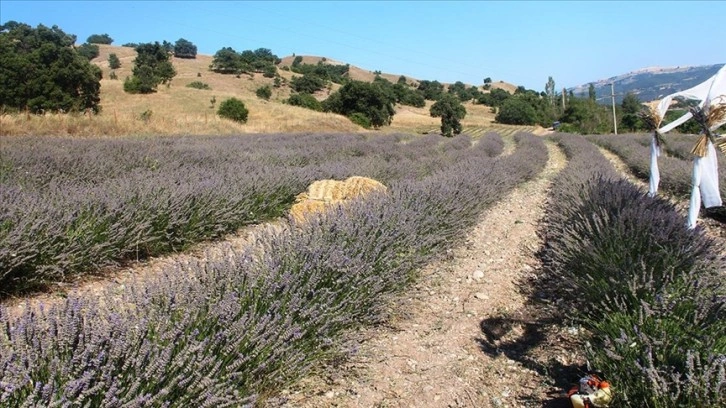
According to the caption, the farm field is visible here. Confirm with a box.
[1,131,724,407]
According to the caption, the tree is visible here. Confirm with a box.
[323,80,395,128]
[286,93,322,111]
[217,97,248,123]
[290,74,326,94]
[483,77,492,84]
[86,33,113,44]
[495,97,538,125]
[0,22,101,113]
[76,43,99,60]
[477,88,511,108]
[588,83,596,101]
[173,38,197,59]
[620,92,644,132]
[417,80,444,100]
[430,93,467,137]
[256,85,272,100]
[545,76,556,106]
[210,47,243,74]
[108,53,121,69]
[124,42,176,93]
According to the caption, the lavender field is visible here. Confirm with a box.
[0,132,504,295]
[0,132,546,406]
[1,131,723,407]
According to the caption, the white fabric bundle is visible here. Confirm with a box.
[647,64,726,229]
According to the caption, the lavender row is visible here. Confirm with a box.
[0,132,504,296]
[541,134,725,407]
[0,133,547,406]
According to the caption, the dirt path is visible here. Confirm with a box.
[272,140,571,407]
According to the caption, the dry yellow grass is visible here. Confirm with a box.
[2,45,525,137]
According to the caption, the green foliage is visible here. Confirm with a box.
[483,77,492,84]
[186,81,211,90]
[108,53,121,69]
[173,38,197,59]
[124,42,176,94]
[209,46,279,76]
[347,112,371,128]
[109,71,118,80]
[545,76,556,106]
[588,83,596,101]
[496,96,539,125]
[290,60,349,84]
[477,88,511,108]
[430,93,466,136]
[559,96,613,134]
[323,80,395,128]
[0,22,101,113]
[417,80,444,100]
[256,85,272,100]
[397,75,407,85]
[86,33,113,44]
[620,92,644,131]
[286,93,322,111]
[76,43,99,60]
[290,74,326,94]
[121,42,138,48]
[664,109,702,134]
[217,97,249,123]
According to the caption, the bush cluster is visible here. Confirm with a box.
[0,133,547,406]
[540,133,725,407]
[217,97,249,123]
[185,81,211,90]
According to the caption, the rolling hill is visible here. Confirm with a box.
[2,44,532,137]
[569,63,724,104]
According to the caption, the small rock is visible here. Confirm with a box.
[472,270,484,280]
[325,391,335,398]
[474,292,489,300]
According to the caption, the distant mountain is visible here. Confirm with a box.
[569,64,724,104]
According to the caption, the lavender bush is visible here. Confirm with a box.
[541,133,725,407]
[1,132,542,406]
[0,132,504,296]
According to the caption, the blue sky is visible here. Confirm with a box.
[2,1,723,92]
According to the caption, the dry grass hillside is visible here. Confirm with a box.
[1,45,534,137]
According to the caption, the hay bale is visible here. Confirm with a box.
[289,176,387,223]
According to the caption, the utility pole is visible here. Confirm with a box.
[610,82,618,135]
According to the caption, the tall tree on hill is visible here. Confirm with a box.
[0,21,102,113]
[588,83,596,101]
[86,33,113,44]
[430,93,467,137]
[124,42,176,94]
[323,80,396,128]
[620,92,643,131]
[173,38,197,59]
[545,76,556,106]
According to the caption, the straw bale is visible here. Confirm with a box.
[289,176,387,223]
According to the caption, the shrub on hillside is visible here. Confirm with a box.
[286,93,322,111]
[256,85,272,100]
[217,97,249,123]
[108,53,121,69]
[124,42,176,94]
[186,81,211,90]
[290,74,326,94]
[348,112,371,128]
